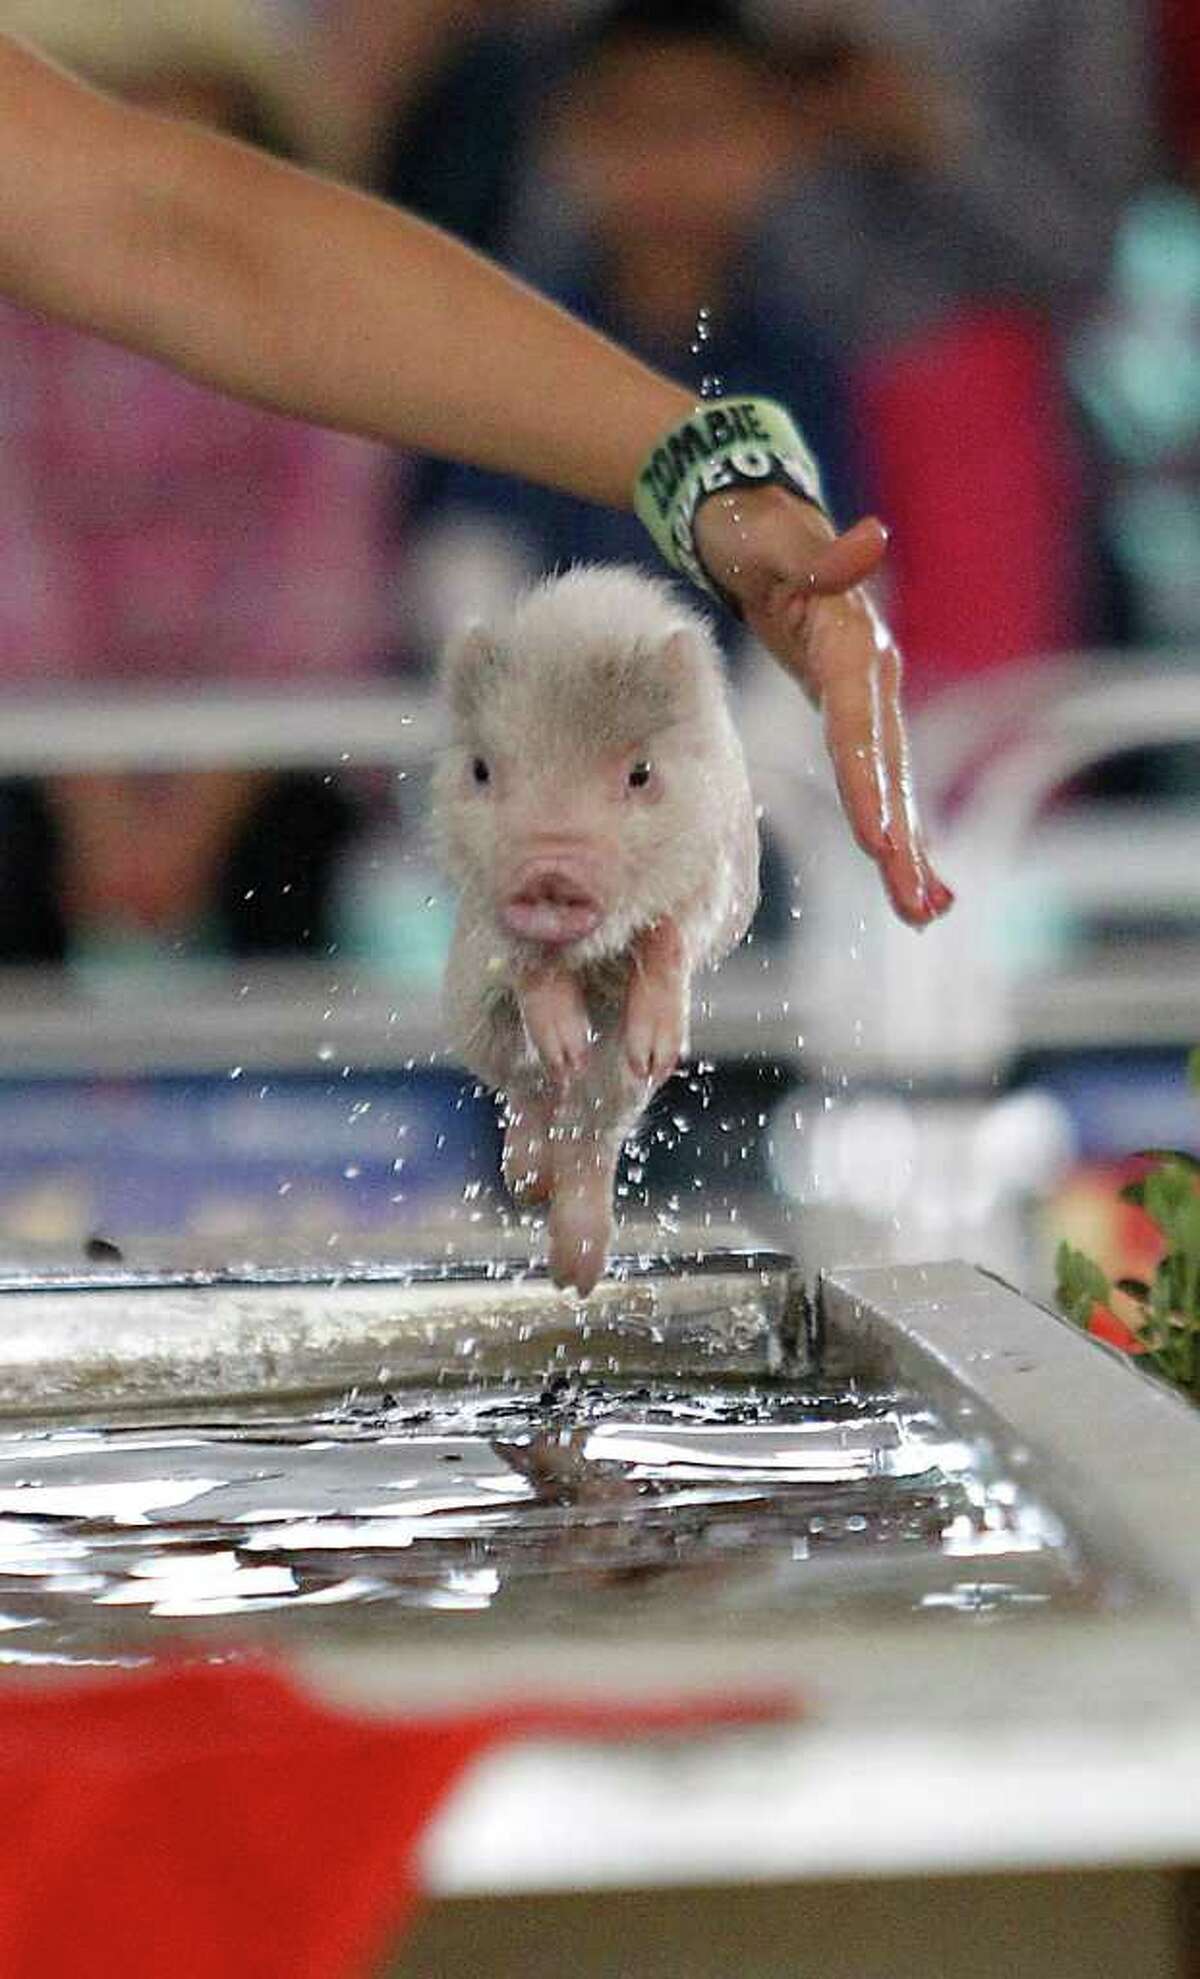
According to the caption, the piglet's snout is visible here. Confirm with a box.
[501,851,607,946]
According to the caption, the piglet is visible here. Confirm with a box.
[432,564,759,1295]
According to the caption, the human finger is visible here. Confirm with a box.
[695,490,884,622]
[806,516,889,599]
[873,640,954,925]
[777,517,890,648]
[818,644,890,859]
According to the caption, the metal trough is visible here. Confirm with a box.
[0,1244,1198,1971]
[0,1247,1191,1679]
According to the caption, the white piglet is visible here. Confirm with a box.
[432,564,759,1295]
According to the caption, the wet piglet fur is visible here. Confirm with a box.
[432,564,759,1295]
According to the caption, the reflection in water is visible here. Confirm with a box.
[0,1378,1094,1663]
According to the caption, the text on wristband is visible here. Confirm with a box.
[639,401,774,519]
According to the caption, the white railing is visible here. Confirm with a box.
[0,686,443,775]
[0,682,819,1075]
[0,659,1196,1080]
[800,656,1200,1081]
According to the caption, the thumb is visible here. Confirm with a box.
[808,515,889,597]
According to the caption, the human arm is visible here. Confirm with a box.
[0,34,685,509]
[0,33,949,925]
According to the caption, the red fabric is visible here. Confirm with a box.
[857,307,1083,701]
[0,1658,788,1979]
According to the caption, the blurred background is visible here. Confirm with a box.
[0,0,1194,1298]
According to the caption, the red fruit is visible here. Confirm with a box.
[1087,1303,1148,1355]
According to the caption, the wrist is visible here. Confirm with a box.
[633,396,827,602]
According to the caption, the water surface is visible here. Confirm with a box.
[0,1371,1096,1665]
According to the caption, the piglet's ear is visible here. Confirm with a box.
[441,623,502,723]
[656,628,703,716]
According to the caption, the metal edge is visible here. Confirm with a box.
[0,1247,798,1298]
[816,1258,1200,1617]
[0,1248,807,1416]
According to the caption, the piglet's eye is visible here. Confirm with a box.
[472,757,490,786]
[628,761,652,789]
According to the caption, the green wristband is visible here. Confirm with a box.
[634,396,827,602]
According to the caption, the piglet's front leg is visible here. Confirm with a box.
[623,916,689,1090]
[516,959,591,1087]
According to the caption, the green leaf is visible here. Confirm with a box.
[1055,1242,1111,1328]
[1056,1052,1200,1405]
[1132,1147,1200,1174]
[1151,1256,1177,1320]
[1143,1164,1200,1258]
[1177,1196,1200,1262]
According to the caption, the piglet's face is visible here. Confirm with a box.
[434,622,720,957]
[465,740,668,948]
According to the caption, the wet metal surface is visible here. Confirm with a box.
[0,1249,806,1415]
[0,1365,1096,1667]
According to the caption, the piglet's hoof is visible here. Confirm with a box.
[519,969,592,1088]
[623,990,687,1088]
[624,920,688,1088]
[548,1187,613,1299]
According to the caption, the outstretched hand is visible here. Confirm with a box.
[693,485,953,928]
